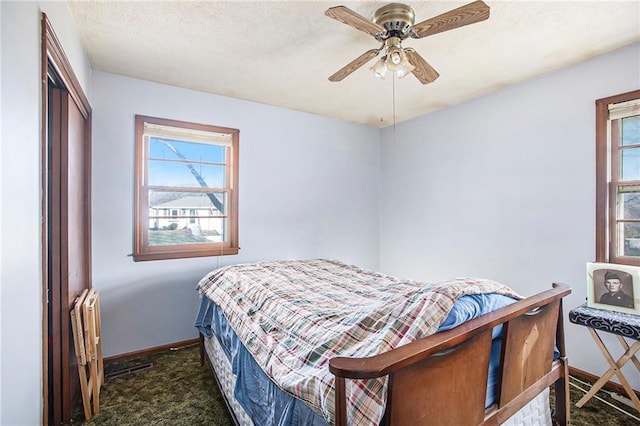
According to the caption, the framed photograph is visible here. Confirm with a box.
[587,262,640,315]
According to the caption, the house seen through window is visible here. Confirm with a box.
[133,115,239,261]
[596,90,640,266]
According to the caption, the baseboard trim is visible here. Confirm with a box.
[569,366,640,399]
[104,338,199,365]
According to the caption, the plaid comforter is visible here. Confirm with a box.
[196,259,520,425]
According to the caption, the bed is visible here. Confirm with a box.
[194,259,571,425]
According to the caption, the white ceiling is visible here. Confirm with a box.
[67,1,640,128]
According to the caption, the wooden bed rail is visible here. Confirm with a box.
[329,282,571,426]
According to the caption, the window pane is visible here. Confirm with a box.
[148,191,227,247]
[148,159,226,188]
[618,190,640,220]
[149,191,227,215]
[619,222,640,257]
[621,147,640,180]
[621,115,640,146]
[149,138,226,162]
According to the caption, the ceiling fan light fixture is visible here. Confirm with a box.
[389,50,402,65]
[381,36,413,75]
[370,57,388,79]
[385,47,410,71]
[396,60,416,78]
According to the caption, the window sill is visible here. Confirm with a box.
[132,247,239,262]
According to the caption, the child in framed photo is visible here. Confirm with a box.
[587,262,640,315]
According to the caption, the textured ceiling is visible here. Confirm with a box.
[67,1,640,128]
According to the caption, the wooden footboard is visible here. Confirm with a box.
[329,283,571,426]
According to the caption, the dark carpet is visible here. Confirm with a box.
[72,344,639,425]
[71,344,233,425]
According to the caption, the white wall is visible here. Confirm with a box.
[90,72,380,357]
[380,43,640,389]
[0,1,92,424]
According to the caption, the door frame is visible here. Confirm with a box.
[41,13,92,425]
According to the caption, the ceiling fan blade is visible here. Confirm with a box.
[325,6,385,37]
[410,0,490,39]
[405,49,440,84]
[329,49,380,82]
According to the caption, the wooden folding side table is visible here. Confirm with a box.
[70,288,104,421]
[569,304,640,412]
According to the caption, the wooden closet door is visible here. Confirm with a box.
[49,86,91,424]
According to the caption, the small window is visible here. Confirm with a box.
[596,90,640,265]
[133,115,239,261]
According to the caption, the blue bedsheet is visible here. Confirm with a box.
[195,293,517,425]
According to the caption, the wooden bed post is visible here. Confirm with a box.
[334,376,347,426]
[553,297,570,426]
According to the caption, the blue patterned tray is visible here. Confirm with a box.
[569,304,640,341]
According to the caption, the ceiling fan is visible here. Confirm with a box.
[325,1,490,84]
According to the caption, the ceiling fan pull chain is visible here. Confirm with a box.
[393,74,397,145]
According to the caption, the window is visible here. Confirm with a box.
[596,90,640,265]
[133,115,239,261]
